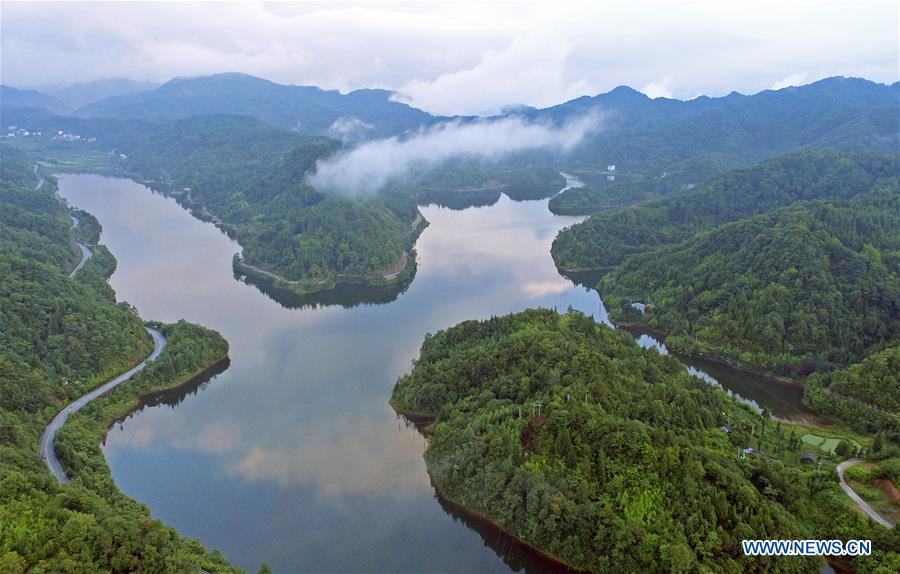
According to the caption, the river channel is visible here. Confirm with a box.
[57,173,809,572]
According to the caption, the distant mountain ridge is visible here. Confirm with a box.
[4,73,897,149]
[73,72,437,136]
[3,74,897,196]
[0,85,69,116]
[42,78,159,109]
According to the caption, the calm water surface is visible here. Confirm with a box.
[58,174,808,573]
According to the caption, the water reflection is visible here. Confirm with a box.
[141,359,230,410]
[236,268,415,310]
[432,480,584,574]
[625,325,807,417]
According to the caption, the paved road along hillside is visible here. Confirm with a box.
[40,327,167,484]
[836,459,894,528]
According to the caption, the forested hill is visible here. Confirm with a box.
[804,345,900,435]
[545,77,899,187]
[596,186,899,375]
[391,309,898,573]
[102,115,418,285]
[552,151,899,270]
[0,146,239,572]
[74,72,437,136]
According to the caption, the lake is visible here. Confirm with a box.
[58,173,809,573]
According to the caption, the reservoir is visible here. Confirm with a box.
[58,173,809,573]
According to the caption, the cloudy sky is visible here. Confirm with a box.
[2,1,897,115]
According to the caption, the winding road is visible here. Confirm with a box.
[836,459,894,528]
[69,243,92,278]
[33,164,45,190]
[68,216,93,278]
[40,327,167,484]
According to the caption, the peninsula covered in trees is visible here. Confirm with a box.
[392,309,899,573]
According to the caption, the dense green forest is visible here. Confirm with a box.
[115,117,407,280]
[4,76,898,292]
[6,112,569,288]
[804,346,900,436]
[549,155,729,215]
[552,151,899,270]
[594,186,899,375]
[396,158,566,209]
[392,309,899,573]
[0,146,240,572]
[548,184,607,215]
[542,77,899,189]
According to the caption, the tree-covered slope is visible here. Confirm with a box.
[0,149,240,572]
[547,184,605,215]
[804,345,900,435]
[80,114,417,285]
[552,151,899,270]
[550,77,899,187]
[596,188,900,375]
[392,309,898,573]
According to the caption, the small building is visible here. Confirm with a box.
[741,447,774,461]
[800,452,818,464]
[607,164,616,172]
[720,425,732,434]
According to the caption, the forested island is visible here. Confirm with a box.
[392,309,899,573]
[0,146,241,572]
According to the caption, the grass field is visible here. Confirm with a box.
[800,433,862,455]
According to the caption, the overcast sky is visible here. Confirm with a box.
[2,1,897,115]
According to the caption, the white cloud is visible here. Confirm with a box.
[309,113,603,195]
[327,116,375,143]
[770,72,810,90]
[1,1,897,115]
[640,77,674,99]
[394,32,591,115]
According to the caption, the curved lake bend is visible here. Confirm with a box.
[57,174,810,573]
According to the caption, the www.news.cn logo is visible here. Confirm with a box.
[743,539,872,556]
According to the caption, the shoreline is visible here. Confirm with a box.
[426,467,588,574]
[609,317,805,390]
[53,169,430,299]
[100,355,231,445]
[391,403,587,573]
[233,213,427,297]
[234,247,419,296]
[558,262,824,394]
[392,404,587,573]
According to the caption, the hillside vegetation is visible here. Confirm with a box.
[596,185,899,375]
[0,146,240,573]
[552,151,899,270]
[392,309,900,573]
[550,77,899,194]
[804,346,900,435]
